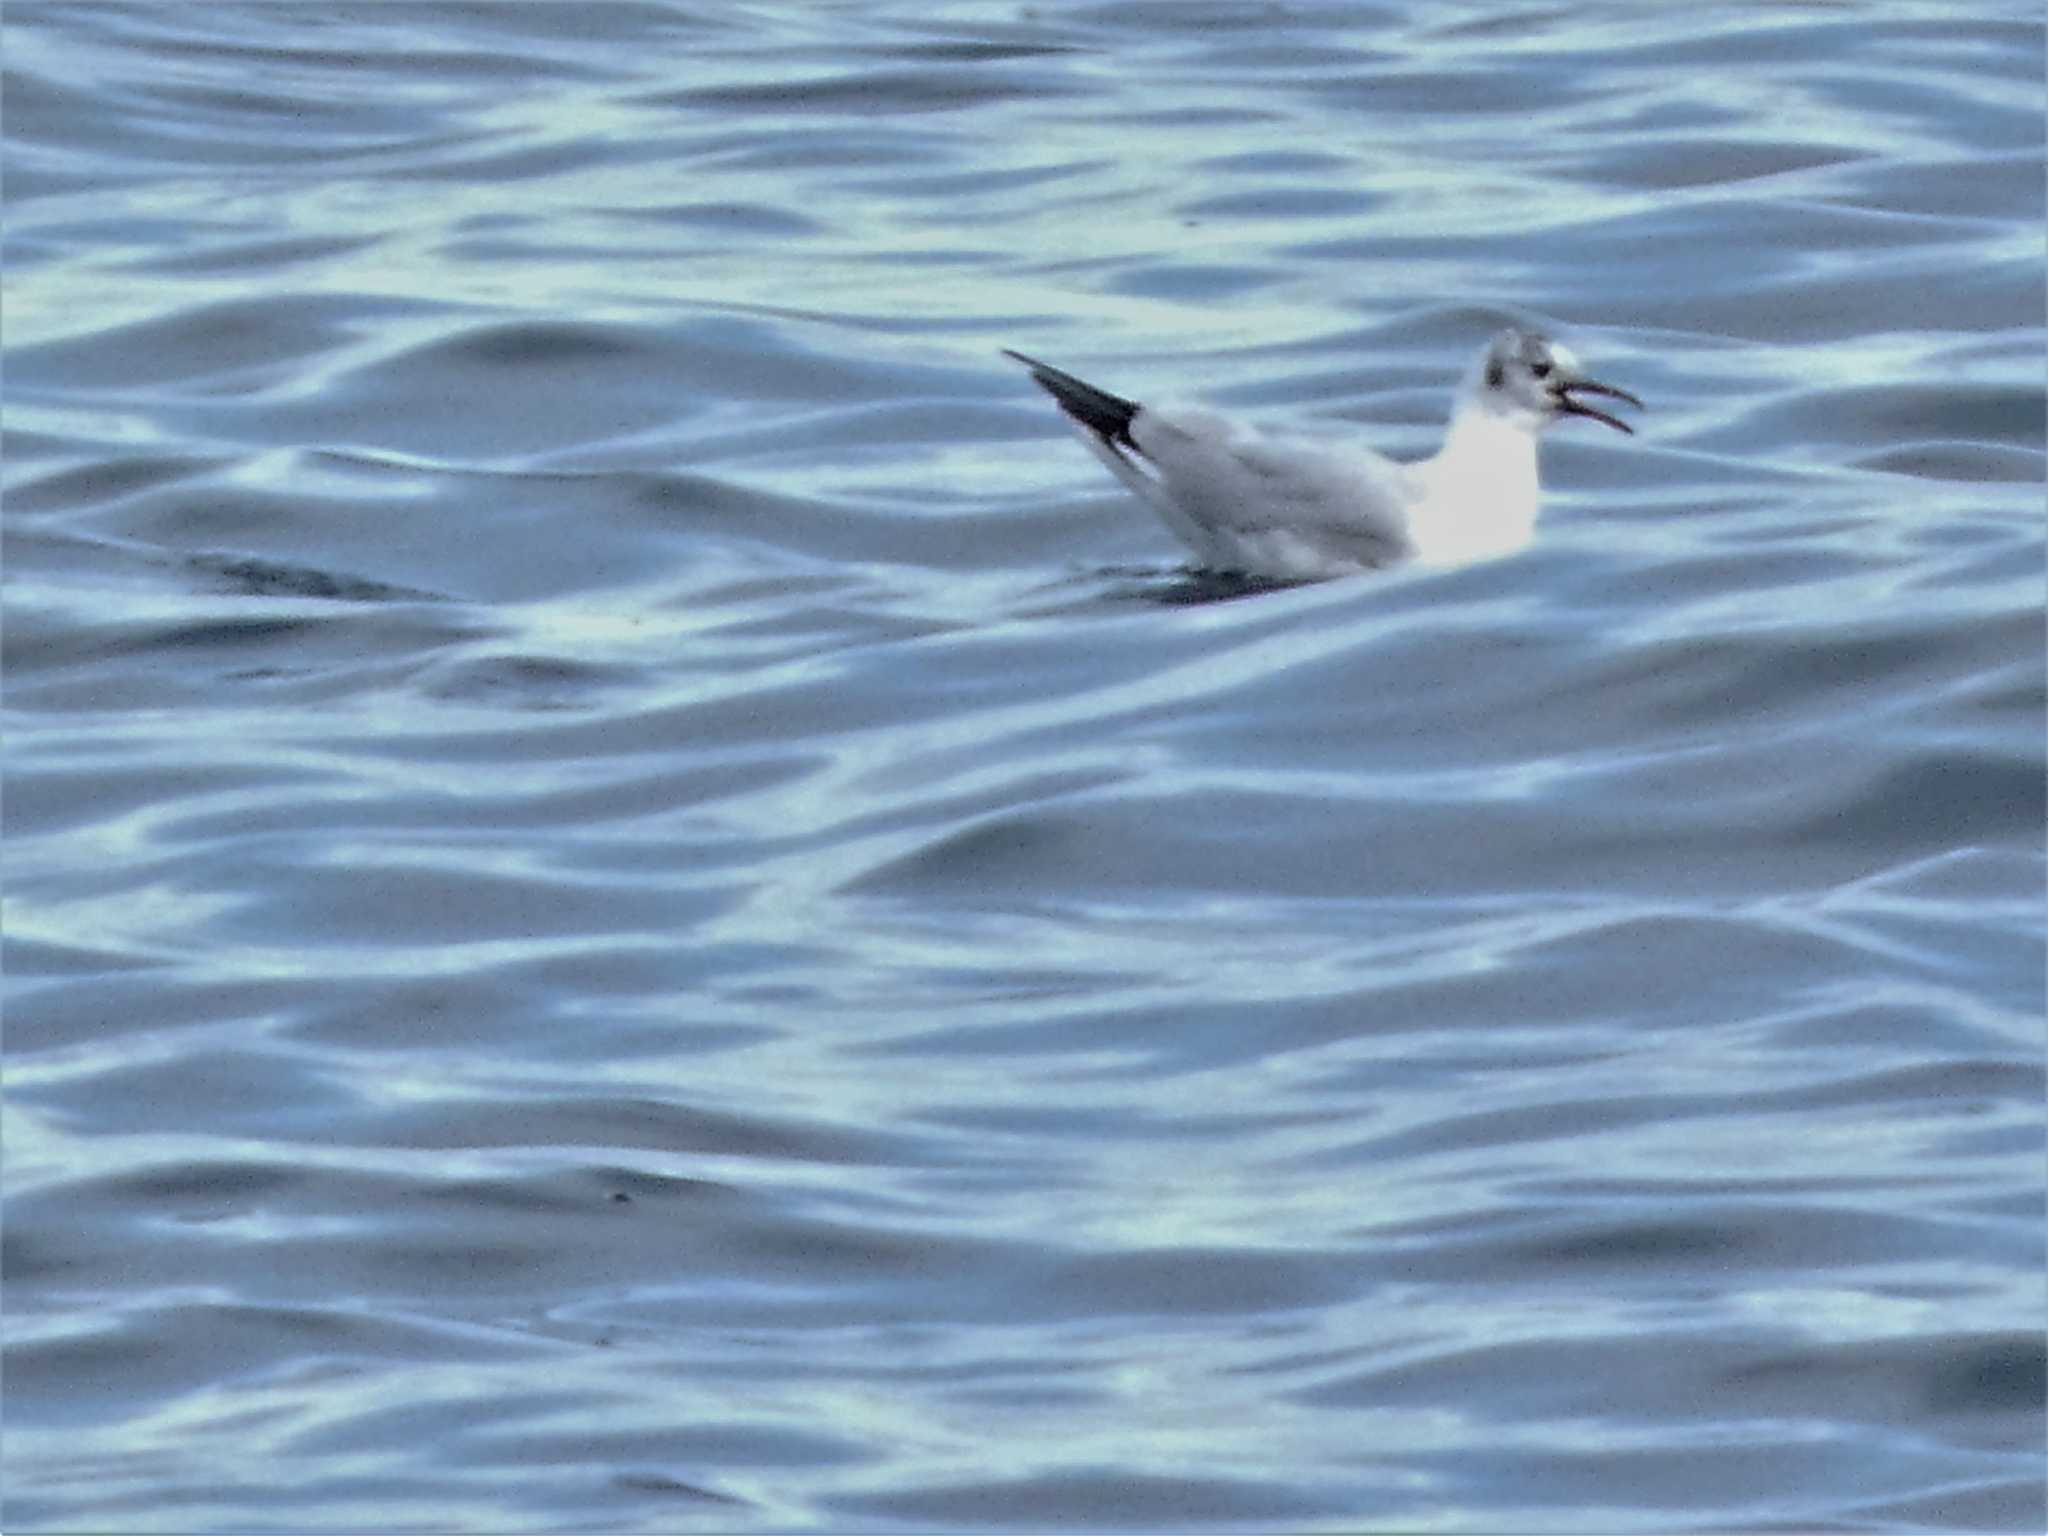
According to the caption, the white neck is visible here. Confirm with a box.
[1408,406,1543,565]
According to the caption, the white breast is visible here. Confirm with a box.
[1405,411,1542,567]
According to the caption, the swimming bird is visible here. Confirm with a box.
[1005,328,1641,581]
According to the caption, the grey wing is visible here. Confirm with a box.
[1134,407,1421,567]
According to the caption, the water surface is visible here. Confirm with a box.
[5,2,2043,1531]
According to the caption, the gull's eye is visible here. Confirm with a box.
[1530,361,1553,380]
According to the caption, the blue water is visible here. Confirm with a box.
[5,3,2043,1531]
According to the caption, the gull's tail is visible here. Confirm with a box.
[1003,350,1143,455]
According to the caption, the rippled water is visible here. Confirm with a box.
[6,3,2044,1531]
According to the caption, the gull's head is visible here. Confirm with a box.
[1469,328,1642,436]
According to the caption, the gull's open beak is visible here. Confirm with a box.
[1554,377,1644,435]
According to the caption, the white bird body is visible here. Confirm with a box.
[1007,329,1639,583]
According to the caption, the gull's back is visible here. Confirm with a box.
[1127,402,1425,578]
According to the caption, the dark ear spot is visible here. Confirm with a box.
[1485,359,1504,389]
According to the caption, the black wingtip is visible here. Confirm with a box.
[1002,348,1143,452]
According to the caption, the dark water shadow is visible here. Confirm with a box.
[1097,563,1318,606]
[188,551,447,603]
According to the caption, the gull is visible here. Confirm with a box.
[1004,328,1641,581]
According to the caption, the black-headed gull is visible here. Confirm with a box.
[1005,329,1641,581]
